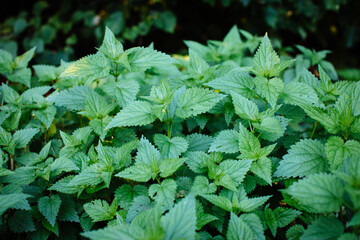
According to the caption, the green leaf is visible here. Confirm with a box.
[159,158,187,178]
[13,128,39,149]
[8,210,35,233]
[275,139,327,178]
[240,213,265,240]
[273,207,301,228]
[82,225,146,240]
[126,47,177,72]
[188,49,209,77]
[201,195,233,212]
[7,68,31,87]
[89,117,112,140]
[154,134,188,159]
[287,173,344,213]
[48,176,82,194]
[250,157,272,185]
[281,82,320,107]
[231,91,258,120]
[254,76,284,107]
[190,176,217,196]
[98,26,124,60]
[176,87,225,118]
[219,159,252,186]
[49,85,94,111]
[114,140,138,169]
[127,195,152,223]
[21,86,51,103]
[301,106,339,134]
[58,195,79,222]
[351,82,360,116]
[50,157,79,176]
[83,199,117,222]
[286,225,305,240]
[135,136,161,166]
[60,54,110,82]
[34,105,56,129]
[253,117,284,141]
[238,124,261,159]
[196,201,218,230]
[0,193,30,216]
[0,126,12,146]
[102,79,140,107]
[186,133,213,152]
[115,184,147,210]
[3,167,36,185]
[14,47,35,69]
[38,195,62,227]
[79,91,115,119]
[300,217,344,240]
[209,129,240,154]
[347,211,360,227]
[0,49,13,73]
[106,101,156,129]
[161,195,197,240]
[2,84,20,103]
[116,163,154,182]
[237,195,271,213]
[227,212,254,240]
[154,11,176,33]
[253,34,283,78]
[33,64,58,82]
[264,206,277,236]
[205,71,254,98]
[149,179,177,208]
[325,136,360,170]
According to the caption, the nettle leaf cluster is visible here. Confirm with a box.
[0,25,359,239]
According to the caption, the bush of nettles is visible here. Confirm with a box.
[0,26,359,239]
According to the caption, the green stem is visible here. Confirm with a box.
[310,121,318,139]
[265,101,268,110]
[167,122,173,139]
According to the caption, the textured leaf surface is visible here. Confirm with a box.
[126,47,177,72]
[161,196,196,240]
[275,139,327,178]
[206,71,254,98]
[49,85,93,111]
[154,134,188,159]
[231,91,258,120]
[13,128,39,149]
[176,88,225,118]
[300,217,344,240]
[60,54,110,81]
[287,173,344,213]
[149,179,177,209]
[325,136,360,170]
[83,199,117,222]
[227,212,254,240]
[38,195,62,227]
[116,163,154,182]
[107,101,156,129]
[209,129,240,153]
[190,176,217,196]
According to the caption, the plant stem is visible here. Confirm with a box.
[265,101,268,110]
[310,121,318,139]
[167,122,173,139]
[10,154,14,171]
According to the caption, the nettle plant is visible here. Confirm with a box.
[0,25,359,239]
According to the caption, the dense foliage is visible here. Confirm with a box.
[0,26,360,239]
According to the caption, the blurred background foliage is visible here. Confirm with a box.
[0,0,359,71]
